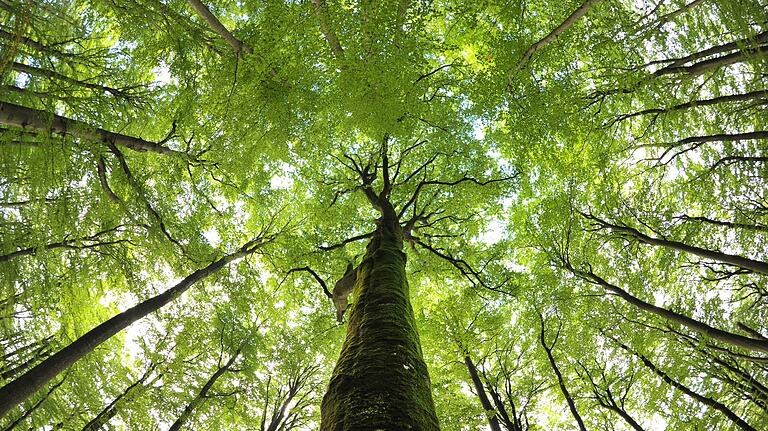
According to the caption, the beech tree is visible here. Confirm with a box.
[1,0,767,430]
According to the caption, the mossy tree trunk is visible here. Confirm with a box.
[320,204,439,430]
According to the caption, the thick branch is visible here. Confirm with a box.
[654,45,768,76]
[96,156,122,204]
[657,30,768,69]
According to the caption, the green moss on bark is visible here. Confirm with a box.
[320,221,440,430]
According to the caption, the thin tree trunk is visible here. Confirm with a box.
[487,384,519,431]
[168,350,240,431]
[0,226,124,263]
[658,30,768,69]
[612,338,758,431]
[81,364,156,431]
[0,28,78,60]
[539,316,587,431]
[0,101,187,158]
[185,0,252,55]
[310,0,345,58]
[0,237,269,418]
[614,90,768,123]
[320,207,439,430]
[582,213,768,274]
[574,268,768,353]
[679,214,768,233]
[8,62,134,100]
[513,0,602,71]
[654,45,768,76]
[464,354,502,431]
[604,403,645,431]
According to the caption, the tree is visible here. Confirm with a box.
[1,0,766,429]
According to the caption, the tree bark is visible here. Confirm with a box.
[0,101,187,158]
[464,354,502,431]
[613,339,758,431]
[539,316,587,431]
[320,209,439,430]
[0,238,268,418]
[168,350,240,431]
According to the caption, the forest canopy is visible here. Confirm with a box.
[0,0,767,429]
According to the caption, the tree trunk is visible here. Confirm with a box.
[185,0,252,55]
[168,350,240,431]
[1,376,66,431]
[613,339,757,431]
[487,385,519,431]
[578,269,768,353]
[582,213,768,274]
[513,0,602,71]
[81,364,156,431]
[320,213,439,430]
[539,316,587,431]
[0,238,267,418]
[464,354,502,431]
[0,101,186,158]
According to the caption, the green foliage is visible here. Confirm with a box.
[1,0,766,429]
